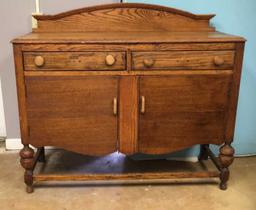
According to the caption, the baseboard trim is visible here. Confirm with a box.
[5,138,23,150]
[5,138,55,150]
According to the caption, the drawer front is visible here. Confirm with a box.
[23,52,126,71]
[132,51,235,70]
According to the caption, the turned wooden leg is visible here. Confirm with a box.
[198,144,209,161]
[219,143,235,190]
[38,147,46,163]
[20,145,35,193]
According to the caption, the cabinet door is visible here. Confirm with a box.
[25,76,118,156]
[138,74,232,154]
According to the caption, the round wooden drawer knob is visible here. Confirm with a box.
[34,56,45,67]
[214,56,224,66]
[143,59,155,68]
[105,55,116,66]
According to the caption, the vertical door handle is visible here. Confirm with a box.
[113,97,118,115]
[141,96,146,114]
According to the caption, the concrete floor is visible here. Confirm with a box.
[0,149,255,210]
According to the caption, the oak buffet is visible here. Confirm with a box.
[12,3,246,193]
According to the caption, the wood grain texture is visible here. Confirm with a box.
[25,76,119,156]
[13,32,245,44]
[34,3,214,21]
[225,43,245,143]
[132,51,234,70]
[13,45,29,145]
[12,3,245,191]
[138,75,232,154]
[34,171,219,182]
[24,70,234,77]
[20,43,236,52]
[24,52,126,71]
[33,3,214,33]
[119,76,138,154]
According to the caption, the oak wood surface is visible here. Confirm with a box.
[132,50,235,70]
[20,43,236,52]
[13,45,30,145]
[225,43,245,143]
[24,52,126,71]
[119,76,138,154]
[34,3,214,21]
[24,70,233,77]
[32,3,214,33]
[12,3,245,191]
[13,32,245,44]
[138,75,232,154]
[34,171,219,182]
[25,76,118,155]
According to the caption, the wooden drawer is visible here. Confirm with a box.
[23,52,126,71]
[132,51,235,70]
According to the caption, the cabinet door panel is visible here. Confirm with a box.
[138,74,232,154]
[25,76,118,156]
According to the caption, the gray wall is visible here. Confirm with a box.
[41,0,119,14]
[0,0,35,139]
[0,0,118,139]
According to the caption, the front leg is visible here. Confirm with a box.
[20,145,34,193]
[219,143,235,190]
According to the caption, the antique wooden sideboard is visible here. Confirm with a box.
[12,3,245,193]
